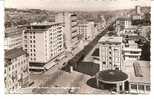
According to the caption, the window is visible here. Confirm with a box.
[146,85,150,91]
[24,36,27,39]
[103,62,106,64]
[131,84,137,89]
[25,45,27,47]
[138,85,144,90]
[33,40,35,43]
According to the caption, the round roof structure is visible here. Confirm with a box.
[96,70,128,84]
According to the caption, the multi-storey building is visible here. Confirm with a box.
[98,36,123,71]
[5,48,29,93]
[55,12,79,52]
[4,27,30,93]
[4,27,23,50]
[123,40,142,60]
[78,21,95,41]
[23,22,64,71]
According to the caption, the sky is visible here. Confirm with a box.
[5,0,151,11]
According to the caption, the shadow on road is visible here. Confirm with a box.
[87,78,129,92]
[61,62,99,76]
[74,62,99,76]
[87,78,115,91]
[86,78,98,89]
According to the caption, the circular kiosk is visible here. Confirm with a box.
[96,70,128,93]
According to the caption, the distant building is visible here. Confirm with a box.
[116,17,132,34]
[5,48,30,92]
[131,6,144,21]
[95,22,106,34]
[98,36,123,71]
[132,15,143,20]
[23,22,64,71]
[55,12,79,52]
[139,26,151,41]
[4,27,23,50]
[136,6,142,15]
[78,21,95,41]
[122,26,138,36]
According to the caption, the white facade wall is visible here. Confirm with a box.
[5,54,29,91]
[55,12,79,52]
[23,23,64,64]
[5,34,22,50]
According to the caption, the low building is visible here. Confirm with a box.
[124,60,150,94]
[5,48,30,92]
[23,22,65,71]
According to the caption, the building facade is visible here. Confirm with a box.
[5,48,29,92]
[23,22,64,71]
[98,36,123,71]
[123,40,142,60]
[4,27,23,50]
[4,27,30,93]
[55,12,80,52]
[116,17,132,34]
[78,21,95,41]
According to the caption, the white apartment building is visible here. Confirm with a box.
[123,40,142,60]
[5,27,23,50]
[98,36,123,71]
[23,22,64,71]
[5,48,29,92]
[55,12,79,52]
[78,21,95,41]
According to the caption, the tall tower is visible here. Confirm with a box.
[55,12,79,52]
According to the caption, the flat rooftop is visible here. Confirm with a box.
[5,27,23,37]
[99,36,123,43]
[29,22,62,26]
[124,60,150,84]
[5,48,28,59]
